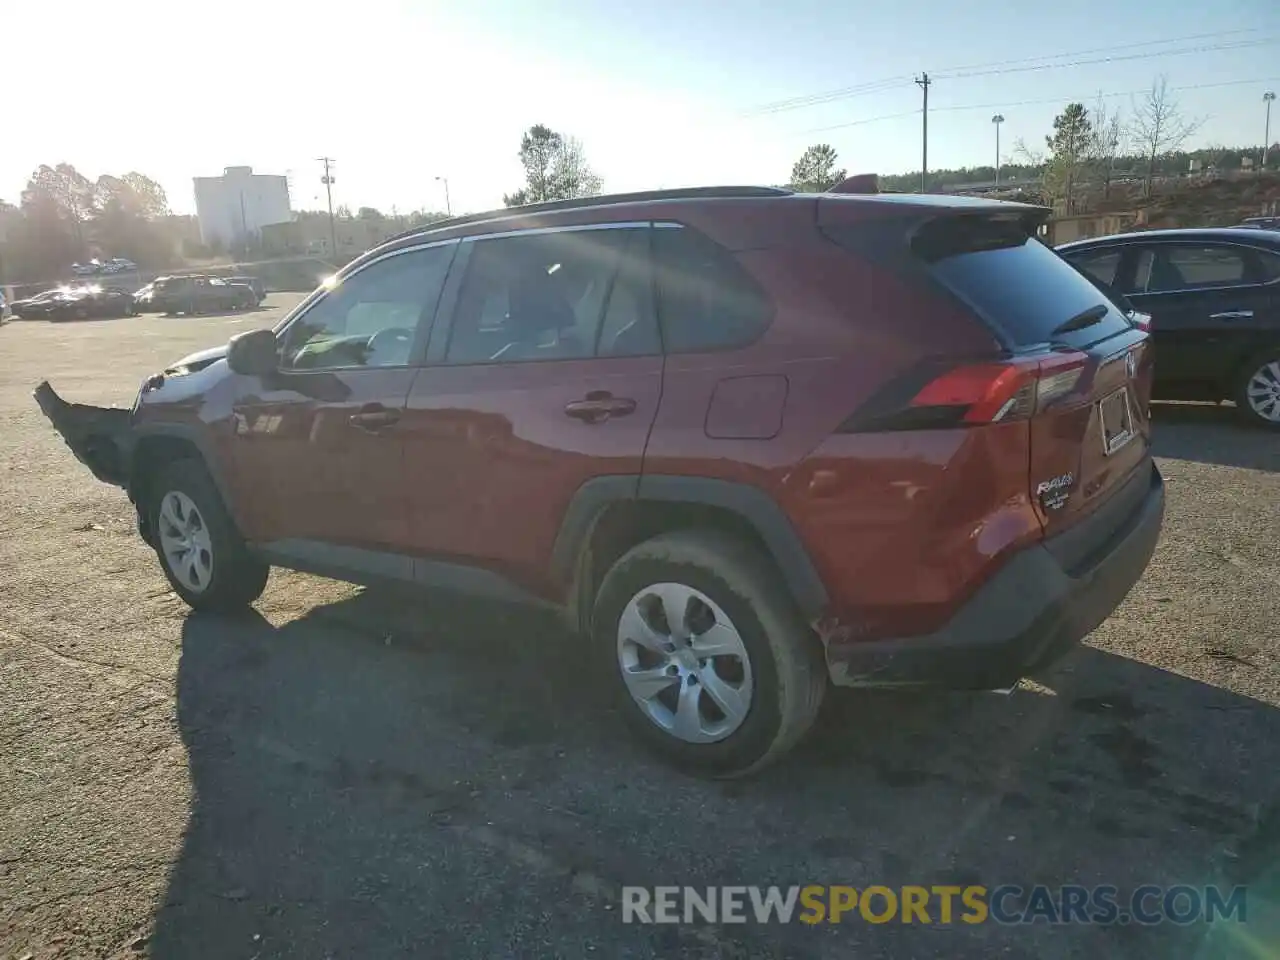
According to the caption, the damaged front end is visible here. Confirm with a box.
[33,381,136,488]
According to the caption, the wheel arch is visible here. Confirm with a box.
[554,475,829,635]
[129,426,239,543]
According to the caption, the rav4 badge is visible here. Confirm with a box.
[1036,473,1075,512]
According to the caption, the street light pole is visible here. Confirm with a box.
[435,176,452,216]
[1264,92,1276,169]
[991,114,1005,188]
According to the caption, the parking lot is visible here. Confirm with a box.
[1,299,1278,959]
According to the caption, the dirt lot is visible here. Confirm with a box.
[2,302,1278,959]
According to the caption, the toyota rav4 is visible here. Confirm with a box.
[35,185,1165,777]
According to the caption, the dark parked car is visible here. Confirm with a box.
[9,289,67,319]
[18,286,135,321]
[1059,227,1280,428]
[35,186,1163,776]
[145,275,257,315]
[222,275,267,304]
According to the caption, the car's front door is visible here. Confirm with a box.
[225,241,457,563]
[402,224,663,597]
[1121,241,1279,391]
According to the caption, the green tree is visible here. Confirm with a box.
[23,163,94,244]
[504,125,602,206]
[357,206,384,220]
[789,144,846,192]
[1044,103,1093,213]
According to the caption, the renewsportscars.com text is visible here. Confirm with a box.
[621,885,1247,926]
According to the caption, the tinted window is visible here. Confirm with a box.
[1065,247,1121,286]
[1152,245,1247,291]
[445,227,651,365]
[281,244,454,370]
[597,229,661,357]
[924,224,1132,348]
[1255,248,1280,282]
[652,226,771,353]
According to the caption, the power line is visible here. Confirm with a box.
[935,37,1279,82]
[801,75,1280,134]
[743,29,1273,116]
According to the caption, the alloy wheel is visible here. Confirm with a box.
[616,583,754,744]
[1245,360,1280,423]
[157,491,214,593]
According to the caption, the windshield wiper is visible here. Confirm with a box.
[1050,303,1108,337]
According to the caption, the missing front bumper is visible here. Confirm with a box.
[33,381,134,487]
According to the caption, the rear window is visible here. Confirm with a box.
[919,219,1132,349]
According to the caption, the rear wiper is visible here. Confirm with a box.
[1050,303,1108,336]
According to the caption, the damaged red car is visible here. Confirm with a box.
[36,185,1164,776]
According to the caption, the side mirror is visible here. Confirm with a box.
[227,328,278,377]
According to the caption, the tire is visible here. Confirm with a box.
[146,459,269,612]
[1233,351,1280,429]
[592,530,826,778]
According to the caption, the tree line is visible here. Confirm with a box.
[787,76,1274,211]
[0,164,179,283]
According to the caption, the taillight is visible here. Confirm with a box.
[841,351,1089,432]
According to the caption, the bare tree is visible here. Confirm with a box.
[1086,96,1126,200]
[1129,76,1202,196]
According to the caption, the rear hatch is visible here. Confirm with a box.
[915,212,1152,536]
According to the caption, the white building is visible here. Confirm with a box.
[193,166,291,250]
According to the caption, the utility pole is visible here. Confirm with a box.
[915,73,931,193]
[991,114,1005,188]
[1265,92,1276,169]
[435,175,452,216]
[318,157,337,258]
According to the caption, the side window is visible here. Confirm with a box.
[1146,245,1248,293]
[281,244,454,370]
[1066,248,1121,287]
[445,227,648,365]
[652,225,771,353]
[1252,248,1280,282]
[596,229,660,357]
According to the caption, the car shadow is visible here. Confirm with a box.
[150,588,1279,959]
[1151,402,1279,472]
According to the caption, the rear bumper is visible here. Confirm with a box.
[827,461,1165,689]
[33,381,135,488]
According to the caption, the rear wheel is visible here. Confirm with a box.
[147,459,269,612]
[1234,352,1280,429]
[593,530,826,778]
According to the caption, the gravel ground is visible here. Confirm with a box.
[1,303,1278,959]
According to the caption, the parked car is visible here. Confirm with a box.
[222,275,267,304]
[1058,227,1280,428]
[34,186,1164,776]
[14,286,135,321]
[146,275,257,314]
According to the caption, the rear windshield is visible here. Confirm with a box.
[919,218,1133,349]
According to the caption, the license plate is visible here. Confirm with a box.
[1099,388,1135,455]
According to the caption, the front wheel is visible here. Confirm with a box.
[593,530,826,778]
[147,459,269,612]
[1234,353,1280,429]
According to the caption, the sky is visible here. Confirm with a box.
[2,0,1278,217]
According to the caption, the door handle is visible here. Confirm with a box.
[563,392,637,424]
[348,403,401,432]
[1210,310,1254,320]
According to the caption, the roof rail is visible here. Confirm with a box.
[382,185,793,245]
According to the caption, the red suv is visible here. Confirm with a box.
[36,186,1165,777]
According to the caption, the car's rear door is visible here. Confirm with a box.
[401,223,663,597]
[225,240,457,563]
[1121,241,1279,390]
